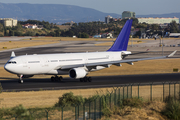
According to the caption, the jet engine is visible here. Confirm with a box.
[69,68,87,79]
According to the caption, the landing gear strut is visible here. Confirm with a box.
[80,77,92,82]
[51,76,63,82]
[18,75,23,84]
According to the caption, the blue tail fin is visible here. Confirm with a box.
[107,19,132,51]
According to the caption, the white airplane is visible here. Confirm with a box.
[4,20,177,83]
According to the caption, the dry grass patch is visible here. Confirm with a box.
[0,87,114,108]
[24,37,118,41]
[101,101,166,120]
[95,41,145,46]
[131,38,180,41]
[0,40,59,51]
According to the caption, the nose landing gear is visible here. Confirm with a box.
[18,75,23,84]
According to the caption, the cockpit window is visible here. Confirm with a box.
[7,61,17,64]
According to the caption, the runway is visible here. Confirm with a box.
[1,73,180,91]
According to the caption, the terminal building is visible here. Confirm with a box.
[138,17,179,24]
[122,11,135,19]
[0,18,17,27]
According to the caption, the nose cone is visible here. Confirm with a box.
[4,64,11,72]
[4,64,16,74]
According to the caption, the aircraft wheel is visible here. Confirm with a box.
[55,76,59,81]
[21,80,23,83]
[51,76,55,82]
[80,78,83,82]
[83,77,87,82]
[59,76,63,81]
[87,77,92,82]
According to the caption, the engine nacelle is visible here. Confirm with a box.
[69,68,87,79]
[17,75,34,78]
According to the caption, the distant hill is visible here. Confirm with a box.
[0,3,120,24]
[0,3,179,24]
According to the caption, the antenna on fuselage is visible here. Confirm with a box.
[11,51,16,58]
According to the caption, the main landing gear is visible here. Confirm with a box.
[18,75,23,84]
[80,77,92,82]
[51,76,63,82]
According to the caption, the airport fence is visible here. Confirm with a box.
[1,81,180,120]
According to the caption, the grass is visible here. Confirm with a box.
[25,36,179,41]
[1,36,178,51]
[0,40,59,51]
[95,41,145,46]
[23,37,114,41]
[0,37,147,51]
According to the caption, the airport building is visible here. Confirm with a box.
[0,18,17,27]
[122,11,135,19]
[105,15,113,24]
[138,17,179,24]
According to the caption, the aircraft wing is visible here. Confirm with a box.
[56,50,177,70]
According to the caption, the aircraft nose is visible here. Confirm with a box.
[4,64,14,73]
[4,64,10,71]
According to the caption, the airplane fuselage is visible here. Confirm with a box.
[4,51,129,76]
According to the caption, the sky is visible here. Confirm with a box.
[0,0,180,15]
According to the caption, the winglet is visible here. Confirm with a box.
[11,51,16,58]
[107,19,132,51]
[167,50,177,58]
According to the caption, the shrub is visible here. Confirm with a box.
[164,96,179,103]
[12,104,30,118]
[162,99,180,120]
[102,107,113,117]
[0,83,2,93]
[55,92,84,107]
[85,95,100,102]
[122,97,144,108]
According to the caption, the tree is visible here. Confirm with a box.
[0,23,3,32]
[24,31,36,36]
[4,28,9,36]
[48,32,55,36]
[78,32,89,38]
[170,21,179,33]
[14,31,23,36]
[54,29,61,37]
[9,30,14,36]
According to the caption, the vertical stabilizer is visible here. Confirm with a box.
[107,19,132,51]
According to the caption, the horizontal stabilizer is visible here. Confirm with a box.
[11,51,16,58]
[167,50,177,58]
